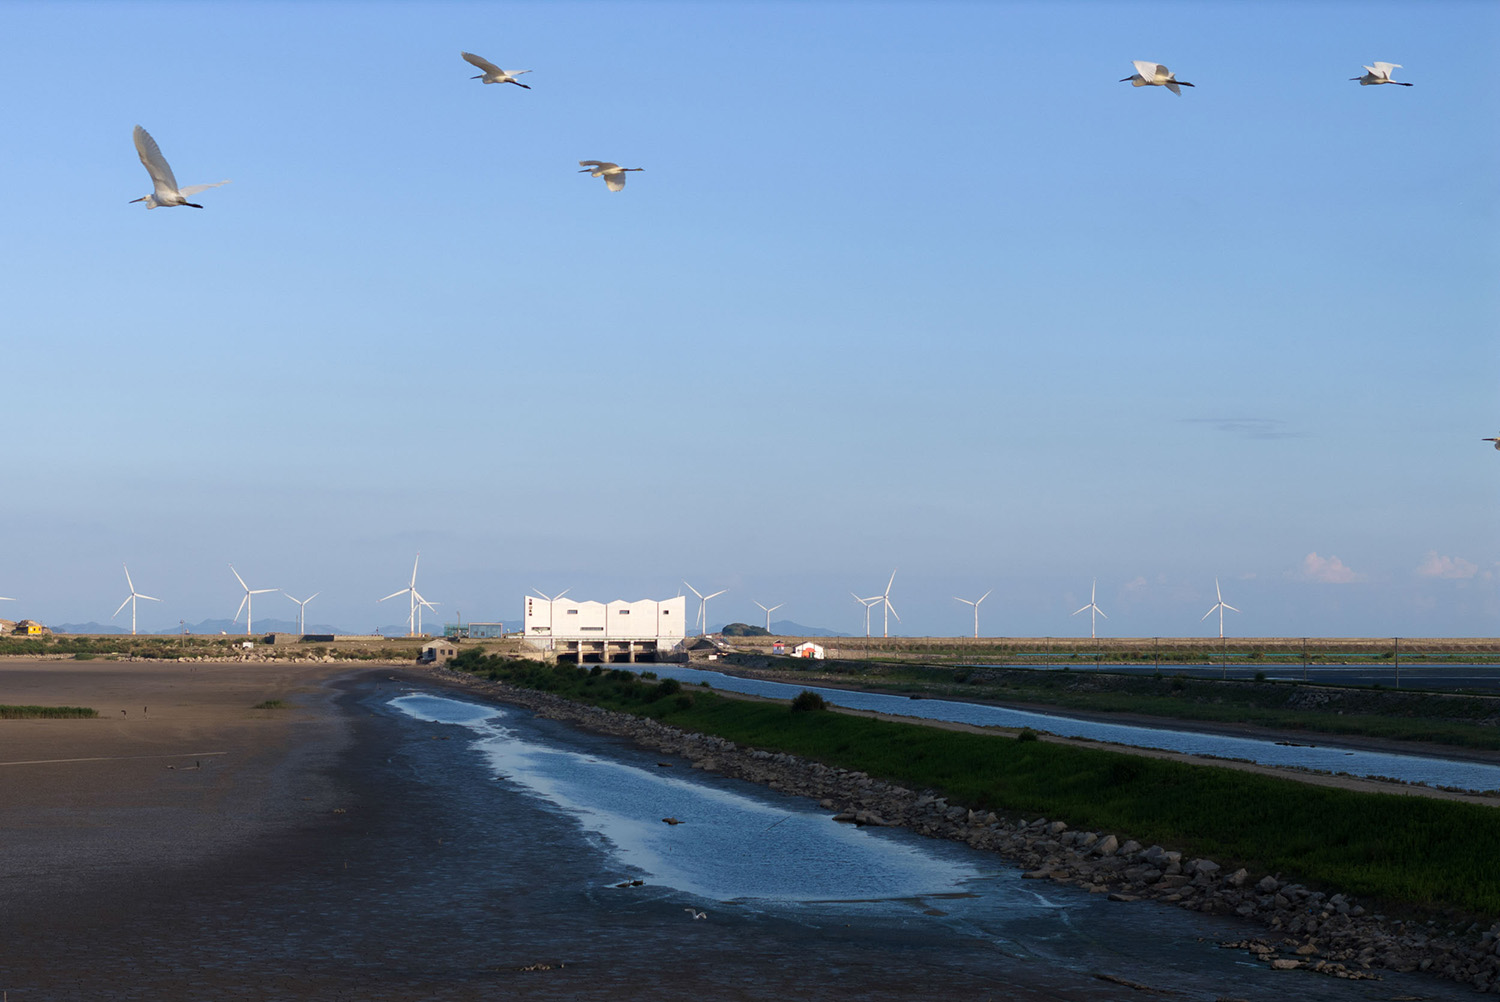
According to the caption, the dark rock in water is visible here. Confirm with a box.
[662,817,683,825]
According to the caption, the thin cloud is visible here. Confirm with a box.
[1297,552,1361,584]
[1416,552,1478,579]
[1180,418,1301,440]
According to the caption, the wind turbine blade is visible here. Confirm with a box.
[1223,603,1240,613]
[769,603,783,613]
[379,588,408,603]
[978,590,992,604]
[885,569,897,595]
[138,593,160,602]
[1096,609,1108,619]
[251,588,277,595]
[887,602,901,622]
[755,601,769,612]
[229,564,249,590]
[684,581,704,600]
[1073,605,1090,616]
[410,553,420,587]
[955,597,973,606]
[306,592,320,602]
[850,592,864,603]
[1201,606,1217,621]
[235,595,249,622]
[123,563,136,591]
[112,596,132,618]
[706,590,727,601]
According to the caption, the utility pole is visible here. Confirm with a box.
[1394,636,1400,689]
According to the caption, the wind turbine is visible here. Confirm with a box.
[753,600,783,632]
[1072,579,1107,639]
[683,581,727,637]
[954,589,993,640]
[1201,578,1240,639]
[874,570,900,638]
[380,554,438,637]
[283,591,320,634]
[111,563,161,636]
[230,564,277,637]
[851,593,880,637]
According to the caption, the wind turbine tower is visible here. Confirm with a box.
[683,581,727,637]
[953,589,993,640]
[283,590,321,634]
[230,564,277,637]
[380,553,438,637]
[1072,579,1107,639]
[876,570,900,638]
[753,600,783,632]
[851,593,880,637]
[112,563,161,636]
[1201,578,1240,639]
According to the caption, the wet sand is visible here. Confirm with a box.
[0,659,379,907]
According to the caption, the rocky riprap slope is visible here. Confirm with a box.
[429,667,1500,994]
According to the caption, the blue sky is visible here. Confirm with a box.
[1,1,1496,638]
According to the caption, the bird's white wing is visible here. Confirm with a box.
[1132,60,1161,80]
[578,160,615,170]
[1166,81,1182,96]
[510,69,532,76]
[461,51,502,75]
[179,180,231,198]
[133,125,180,195]
[605,173,626,191]
[1371,62,1400,76]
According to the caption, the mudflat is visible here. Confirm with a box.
[0,658,385,906]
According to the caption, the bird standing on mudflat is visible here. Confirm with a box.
[130,126,229,209]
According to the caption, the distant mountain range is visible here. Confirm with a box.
[51,618,524,637]
[50,617,827,638]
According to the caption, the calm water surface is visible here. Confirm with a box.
[637,666,1500,792]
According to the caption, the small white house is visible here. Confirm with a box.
[420,639,458,664]
[794,642,825,660]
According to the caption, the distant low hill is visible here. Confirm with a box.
[705,620,848,638]
[53,618,353,637]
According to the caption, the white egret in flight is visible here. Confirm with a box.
[130,126,229,209]
[461,52,531,88]
[1120,60,1194,96]
[1351,62,1412,87]
[1483,436,1500,451]
[578,161,644,192]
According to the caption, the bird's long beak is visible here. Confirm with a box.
[129,196,145,203]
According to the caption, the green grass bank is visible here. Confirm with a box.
[0,705,99,719]
[451,650,1500,920]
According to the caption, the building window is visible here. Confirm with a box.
[618,609,631,615]
[566,609,579,615]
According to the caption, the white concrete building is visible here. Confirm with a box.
[523,595,686,663]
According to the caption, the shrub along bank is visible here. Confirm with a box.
[448,650,1500,919]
